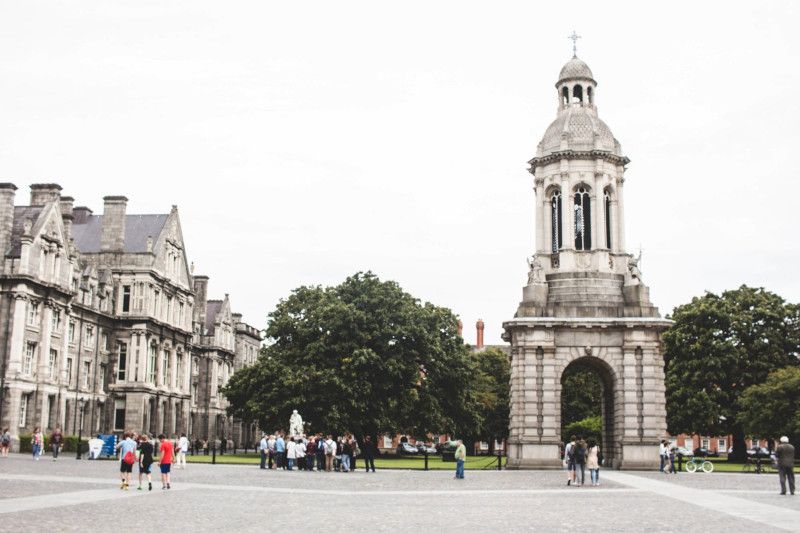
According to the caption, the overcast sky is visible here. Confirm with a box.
[1,1,798,345]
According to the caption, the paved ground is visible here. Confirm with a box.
[1,455,798,532]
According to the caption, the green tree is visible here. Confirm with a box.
[467,347,510,451]
[223,272,481,443]
[561,366,602,429]
[664,285,800,460]
[738,366,800,445]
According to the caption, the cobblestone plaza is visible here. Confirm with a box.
[1,456,798,532]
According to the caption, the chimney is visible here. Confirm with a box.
[72,206,93,224]
[100,196,127,252]
[457,320,463,338]
[29,183,62,206]
[476,319,485,350]
[193,275,209,327]
[59,196,74,243]
[0,183,17,260]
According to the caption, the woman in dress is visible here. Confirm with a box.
[586,438,601,486]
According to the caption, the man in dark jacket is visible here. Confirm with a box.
[776,436,795,495]
[362,435,376,473]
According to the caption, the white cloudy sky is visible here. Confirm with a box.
[1,1,798,344]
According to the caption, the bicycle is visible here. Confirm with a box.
[685,456,714,473]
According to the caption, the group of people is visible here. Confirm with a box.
[562,435,602,486]
[258,432,377,472]
[21,426,65,461]
[114,431,189,491]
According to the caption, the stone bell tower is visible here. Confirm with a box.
[503,51,671,470]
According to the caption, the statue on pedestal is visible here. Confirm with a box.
[527,255,544,284]
[289,409,303,438]
[627,251,643,284]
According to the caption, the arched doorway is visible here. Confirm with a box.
[559,356,618,468]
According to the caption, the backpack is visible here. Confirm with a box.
[567,443,575,461]
[123,450,136,465]
[574,445,586,463]
[325,441,334,455]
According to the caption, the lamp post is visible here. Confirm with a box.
[75,396,85,460]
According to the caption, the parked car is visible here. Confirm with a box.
[693,447,719,458]
[416,443,437,455]
[396,442,419,455]
[674,447,693,457]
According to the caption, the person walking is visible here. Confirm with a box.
[316,434,326,472]
[573,437,587,486]
[362,436,376,473]
[586,439,601,486]
[268,434,276,469]
[116,431,137,490]
[340,438,351,472]
[177,433,188,469]
[564,435,576,486]
[659,439,668,473]
[137,434,154,491]
[776,436,795,495]
[1,428,11,457]
[50,427,63,461]
[454,439,467,479]
[157,434,174,489]
[31,427,44,460]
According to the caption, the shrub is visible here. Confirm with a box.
[18,433,88,454]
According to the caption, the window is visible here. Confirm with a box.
[68,322,76,343]
[574,187,592,250]
[27,301,40,326]
[718,438,727,451]
[179,302,185,328]
[66,358,73,386]
[604,190,612,249]
[162,350,169,386]
[48,349,57,379]
[550,190,562,252]
[176,353,183,389]
[19,393,29,427]
[83,361,91,388]
[23,342,36,375]
[114,399,126,431]
[101,332,108,352]
[51,309,61,332]
[191,383,197,406]
[99,364,106,390]
[85,325,94,346]
[700,438,710,449]
[47,395,56,428]
[117,342,127,381]
[167,296,173,323]
[122,285,131,313]
[148,343,157,383]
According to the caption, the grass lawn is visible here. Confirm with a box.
[186,453,502,470]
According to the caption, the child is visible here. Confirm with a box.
[157,434,174,489]
[138,434,154,491]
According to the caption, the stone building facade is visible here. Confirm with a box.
[503,55,671,470]
[0,183,261,449]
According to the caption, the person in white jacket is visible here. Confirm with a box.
[177,434,189,469]
[286,438,297,470]
[295,437,306,470]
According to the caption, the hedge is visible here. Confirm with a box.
[18,433,88,454]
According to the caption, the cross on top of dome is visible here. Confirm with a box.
[568,31,581,58]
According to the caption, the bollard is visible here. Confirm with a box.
[212,443,216,465]
[424,451,429,471]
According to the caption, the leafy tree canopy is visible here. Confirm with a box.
[664,285,799,458]
[738,366,800,443]
[561,366,602,429]
[466,347,510,446]
[223,272,481,441]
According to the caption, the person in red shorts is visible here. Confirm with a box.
[157,434,174,490]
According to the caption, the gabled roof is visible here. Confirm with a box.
[71,214,168,253]
[205,300,223,335]
[6,206,44,257]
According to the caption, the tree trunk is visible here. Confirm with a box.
[730,425,747,462]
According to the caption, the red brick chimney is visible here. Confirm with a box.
[476,319,485,349]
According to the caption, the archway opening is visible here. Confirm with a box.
[560,356,617,467]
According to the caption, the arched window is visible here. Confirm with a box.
[574,187,591,250]
[572,84,583,103]
[561,86,569,107]
[550,190,563,252]
[604,189,612,249]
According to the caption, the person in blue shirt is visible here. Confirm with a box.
[115,432,138,490]
[275,433,286,470]
[259,434,268,470]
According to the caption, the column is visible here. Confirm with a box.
[39,303,54,380]
[534,178,545,253]
[616,177,626,252]
[561,174,573,250]
[6,293,28,375]
[594,175,606,249]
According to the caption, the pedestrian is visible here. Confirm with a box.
[564,435,576,486]
[296,437,306,470]
[259,434,268,469]
[659,439,668,473]
[776,436,795,496]
[275,432,286,470]
[2,427,12,457]
[137,434,154,491]
[362,435,376,473]
[316,434,326,472]
[573,437,587,486]
[349,436,359,472]
[668,444,677,474]
[268,434,276,469]
[178,433,188,469]
[31,427,44,460]
[286,437,296,470]
[324,434,336,472]
[306,437,316,471]
[157,434,174,489]
[454,439,466,479]
[586,438,601,486]
[115,431,137,490]
[50,427,63,461]
[340,438,351,472]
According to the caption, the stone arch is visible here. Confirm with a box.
[556,350,622,468]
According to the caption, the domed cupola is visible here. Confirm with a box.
[558,57,594,83]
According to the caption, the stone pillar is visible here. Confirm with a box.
[0,183,17,261]
[616,177,626,252]
[7,293,28,375]
[100,196,127,252]
[534,178,545,253]
[561,174,573,250]
[595,175,606,249]
[39,303,54,380]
